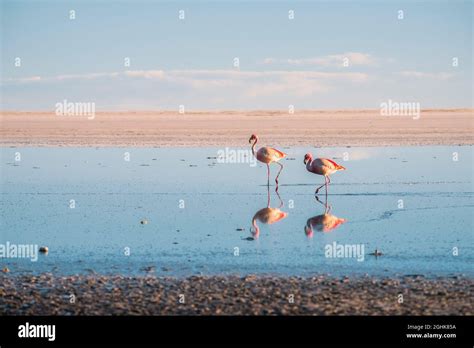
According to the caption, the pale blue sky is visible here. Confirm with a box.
[1,0,472,110]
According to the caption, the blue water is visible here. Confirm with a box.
[1,146,473,278]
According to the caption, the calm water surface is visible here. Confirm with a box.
[1,146,473,277]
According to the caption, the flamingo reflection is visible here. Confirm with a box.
[250,187,288,239]
[304,196,346,237]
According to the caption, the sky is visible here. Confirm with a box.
[1,0,472,110]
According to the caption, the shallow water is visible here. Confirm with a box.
[1,146,473,278]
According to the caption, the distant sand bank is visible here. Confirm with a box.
[1,109,472,147]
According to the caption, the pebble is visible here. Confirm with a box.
[0,274,471,316]
[369,249,383,256]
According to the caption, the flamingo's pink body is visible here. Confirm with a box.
[254,146,286,165]
[305,213,347,237]
[304,153,346,195]
[304,196,347,237]
[249,134,286,187]
[252,207,288,238]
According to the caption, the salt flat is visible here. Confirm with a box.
[1,109,472,147]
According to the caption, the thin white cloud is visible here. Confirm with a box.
[261,52,376,67]
[397,71,454,80]
[3,76,42,83]
[1,69,370,100]
[56,72,120,80]
[2,69,369,83]
[124,70,164,79]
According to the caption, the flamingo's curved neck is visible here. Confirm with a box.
[251,218,259,237]
[251,138,258,156]
[305,158,313,171]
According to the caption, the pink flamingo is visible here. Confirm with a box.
[304,196,346,237]
[249,134,286,188]
[305,212,346,237]
[304,152,346,195]
[251,187,288,239]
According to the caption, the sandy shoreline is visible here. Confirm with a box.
[1,109,472,147]
[1,274,471,315]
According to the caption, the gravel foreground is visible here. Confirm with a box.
[0,274,472,315]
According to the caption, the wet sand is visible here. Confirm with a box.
[1,274,471,315]
[1,109,472,147]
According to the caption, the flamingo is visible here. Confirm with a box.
[304,152,346,195]
[250,187,288,239]
[252,207,288,239]
[304,196,346,237]
[249,134,286,188]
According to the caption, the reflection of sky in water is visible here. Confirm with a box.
[1,146,473,277]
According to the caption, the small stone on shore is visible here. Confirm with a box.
[0,274,471,315]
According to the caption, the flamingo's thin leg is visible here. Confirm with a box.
[275,162,284,191]
[315,195,324,206]
[266,164,270,187]
[325,176,329,198]
[266,184,270,208]
[275,188,283,208]
[315,182,325,195]
[315,195,329,211]
[315,195,332,216]
[327,175,332,196]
